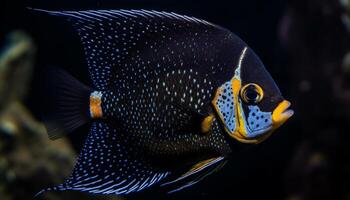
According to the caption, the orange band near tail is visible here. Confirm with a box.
[90,91,103,118]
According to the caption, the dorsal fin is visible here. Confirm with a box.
[29,8,216,26]
[29,8,232,91]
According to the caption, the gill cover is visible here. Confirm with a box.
[212,47,293,144]
[212,47,274,144]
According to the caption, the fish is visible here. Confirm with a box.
[32,9,294,196]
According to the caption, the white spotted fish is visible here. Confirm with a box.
[32,9,294,196]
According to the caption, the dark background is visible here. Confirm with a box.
[1,0,349,200]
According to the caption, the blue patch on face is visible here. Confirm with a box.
[214,81,236,133]
[246,105,272,138]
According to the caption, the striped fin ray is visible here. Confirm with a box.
[161,157,226,193]
[36,122,170,196]
[29,8,216,26]
[168,160,227,194]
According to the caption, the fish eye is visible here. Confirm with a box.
[240,83,264,105]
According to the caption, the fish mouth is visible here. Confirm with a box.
[272,100,294,128]
[222,100,293,144]
[237,100,293,144]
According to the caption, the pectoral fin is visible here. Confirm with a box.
[201,114,215,134]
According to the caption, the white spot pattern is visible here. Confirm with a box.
[35,9,252,196]
[47,122,169,195]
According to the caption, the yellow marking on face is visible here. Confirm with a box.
[271,100,293,130]
[230,78,247,138]
[211,45,293,145]
[240,83,264,104]
[201,114,214,134]
[211,78,249,142]
[227,79,265,144]
[212,80,294,144]
[212,78,274,144]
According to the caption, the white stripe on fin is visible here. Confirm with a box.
[30,8,217,27]
[167,160,227,194]
[162,157,225,186]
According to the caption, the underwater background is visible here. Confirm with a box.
[0,0,349,200]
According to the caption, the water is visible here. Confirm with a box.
[1,0,348,200]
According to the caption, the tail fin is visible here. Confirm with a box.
[41,67,93,140]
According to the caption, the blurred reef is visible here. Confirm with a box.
[0,32,122,200]
[280,0,350,200]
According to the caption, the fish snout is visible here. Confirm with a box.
[272,100,294,128]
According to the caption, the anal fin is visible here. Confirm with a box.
[37,121,170,196]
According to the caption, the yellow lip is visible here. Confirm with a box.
[272,100,294,129]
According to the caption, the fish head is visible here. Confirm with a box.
[212,47,293,144]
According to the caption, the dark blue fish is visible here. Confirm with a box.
[33,9,293,196]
